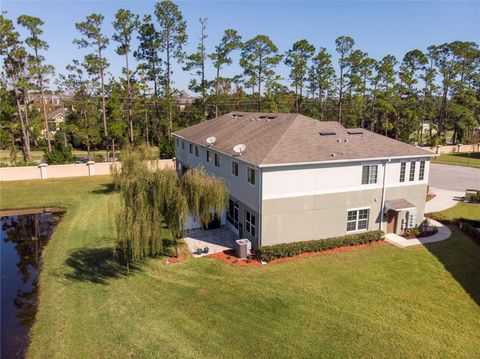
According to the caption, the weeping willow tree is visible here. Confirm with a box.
[113,144,164,268]
[151,168,189,257]
[182,167,229,227]
[113,146,228,265]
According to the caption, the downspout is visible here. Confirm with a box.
[258,167,263,248]
[380,158,390,231]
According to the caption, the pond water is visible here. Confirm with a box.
[1,212,62,358]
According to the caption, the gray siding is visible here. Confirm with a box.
[174,137,261,212]
[261,184,427,246]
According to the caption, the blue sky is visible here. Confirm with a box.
[2,1,479,93]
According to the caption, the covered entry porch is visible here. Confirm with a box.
[385,199,417,234]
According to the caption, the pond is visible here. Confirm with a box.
[1,212,62,358]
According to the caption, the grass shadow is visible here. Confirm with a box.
[90,183,116,195]
[424,227,480,306]
[64,247,139,285]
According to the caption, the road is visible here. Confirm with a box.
[429,163,480,192]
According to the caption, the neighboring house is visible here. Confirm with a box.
[175,91,196,112]
[173,112,434,248]
[46,108,65,135]
[28,92,73,106]
[421,123,438,136]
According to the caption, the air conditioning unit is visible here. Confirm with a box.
[235,239,251,258]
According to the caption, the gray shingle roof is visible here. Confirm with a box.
[173,112,433,166]
[47,108,65,120]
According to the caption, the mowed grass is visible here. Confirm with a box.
[430,202,480,222]
[1,177,480,358]
[0,150,107,162]
[432,152,480,168]
[0,147,159,164]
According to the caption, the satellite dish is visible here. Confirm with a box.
[233,144,246,156]
[206,136,216,146]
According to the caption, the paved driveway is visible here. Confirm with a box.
[429,164,480,192]
[426,163,479,213]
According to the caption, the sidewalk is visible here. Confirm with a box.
[425,187,464,213]
[385,219,451,248]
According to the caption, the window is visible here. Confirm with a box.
[346,208,369,232]
[247,167,256,185]
[245,210,256,236]
[419,161,425,181]
[182,141,185,150]
[214,153,220,167]
[227,199,239,229]
[232,161,239,177]
[361,165,378,184]
[189,143,193,154]
[399,162,406,182]
[176,138,179,147]
[206,150,211,162]
[195,145,199,157]
[409,161,416,181]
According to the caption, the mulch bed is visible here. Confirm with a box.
[167,255,186,263]
[206,241,385,266]
[402,228,439,240]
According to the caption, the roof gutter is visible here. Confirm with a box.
[172,134,261,168]
[258,153,435,169]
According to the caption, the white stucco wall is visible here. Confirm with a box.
[0,160,174,181]
[262,158,430,200]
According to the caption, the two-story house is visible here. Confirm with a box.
[173,112,434,248]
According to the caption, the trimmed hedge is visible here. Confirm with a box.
[257,230,384,262]
[462,223,480,245]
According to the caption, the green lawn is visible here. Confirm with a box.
[1,177,480,358]
[0,150,107,162]
[0,147,160,164]
[432,152,480,168]
[429,202,480,222]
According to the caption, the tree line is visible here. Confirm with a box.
[1,1,479,164]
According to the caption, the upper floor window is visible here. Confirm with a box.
[189,143,193,154]
[206,150,211,162]
[399,162,406,182]
[176,138,179,147]
[182,141,185,150]
[232,161,239,177]
[245,210,256,237]
[214,153,220,167]
[419,161,425,181]
[347,208,369,232]
[195,145,199,157]
[361,165,378,184]
[247,167,256,185]
[409,162,416,181]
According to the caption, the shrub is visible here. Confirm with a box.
[159,138,174,159]
[467,193,480,204]
[257,230,384,262]
[93,153,105,163]
[462,223,480,245]
[43,143,74,164]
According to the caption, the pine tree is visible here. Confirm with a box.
[113,9,139,143]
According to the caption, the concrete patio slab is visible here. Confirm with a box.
[183,226,238,257]
[385,219,451,248]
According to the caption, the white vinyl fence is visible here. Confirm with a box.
[0,159,175,181]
